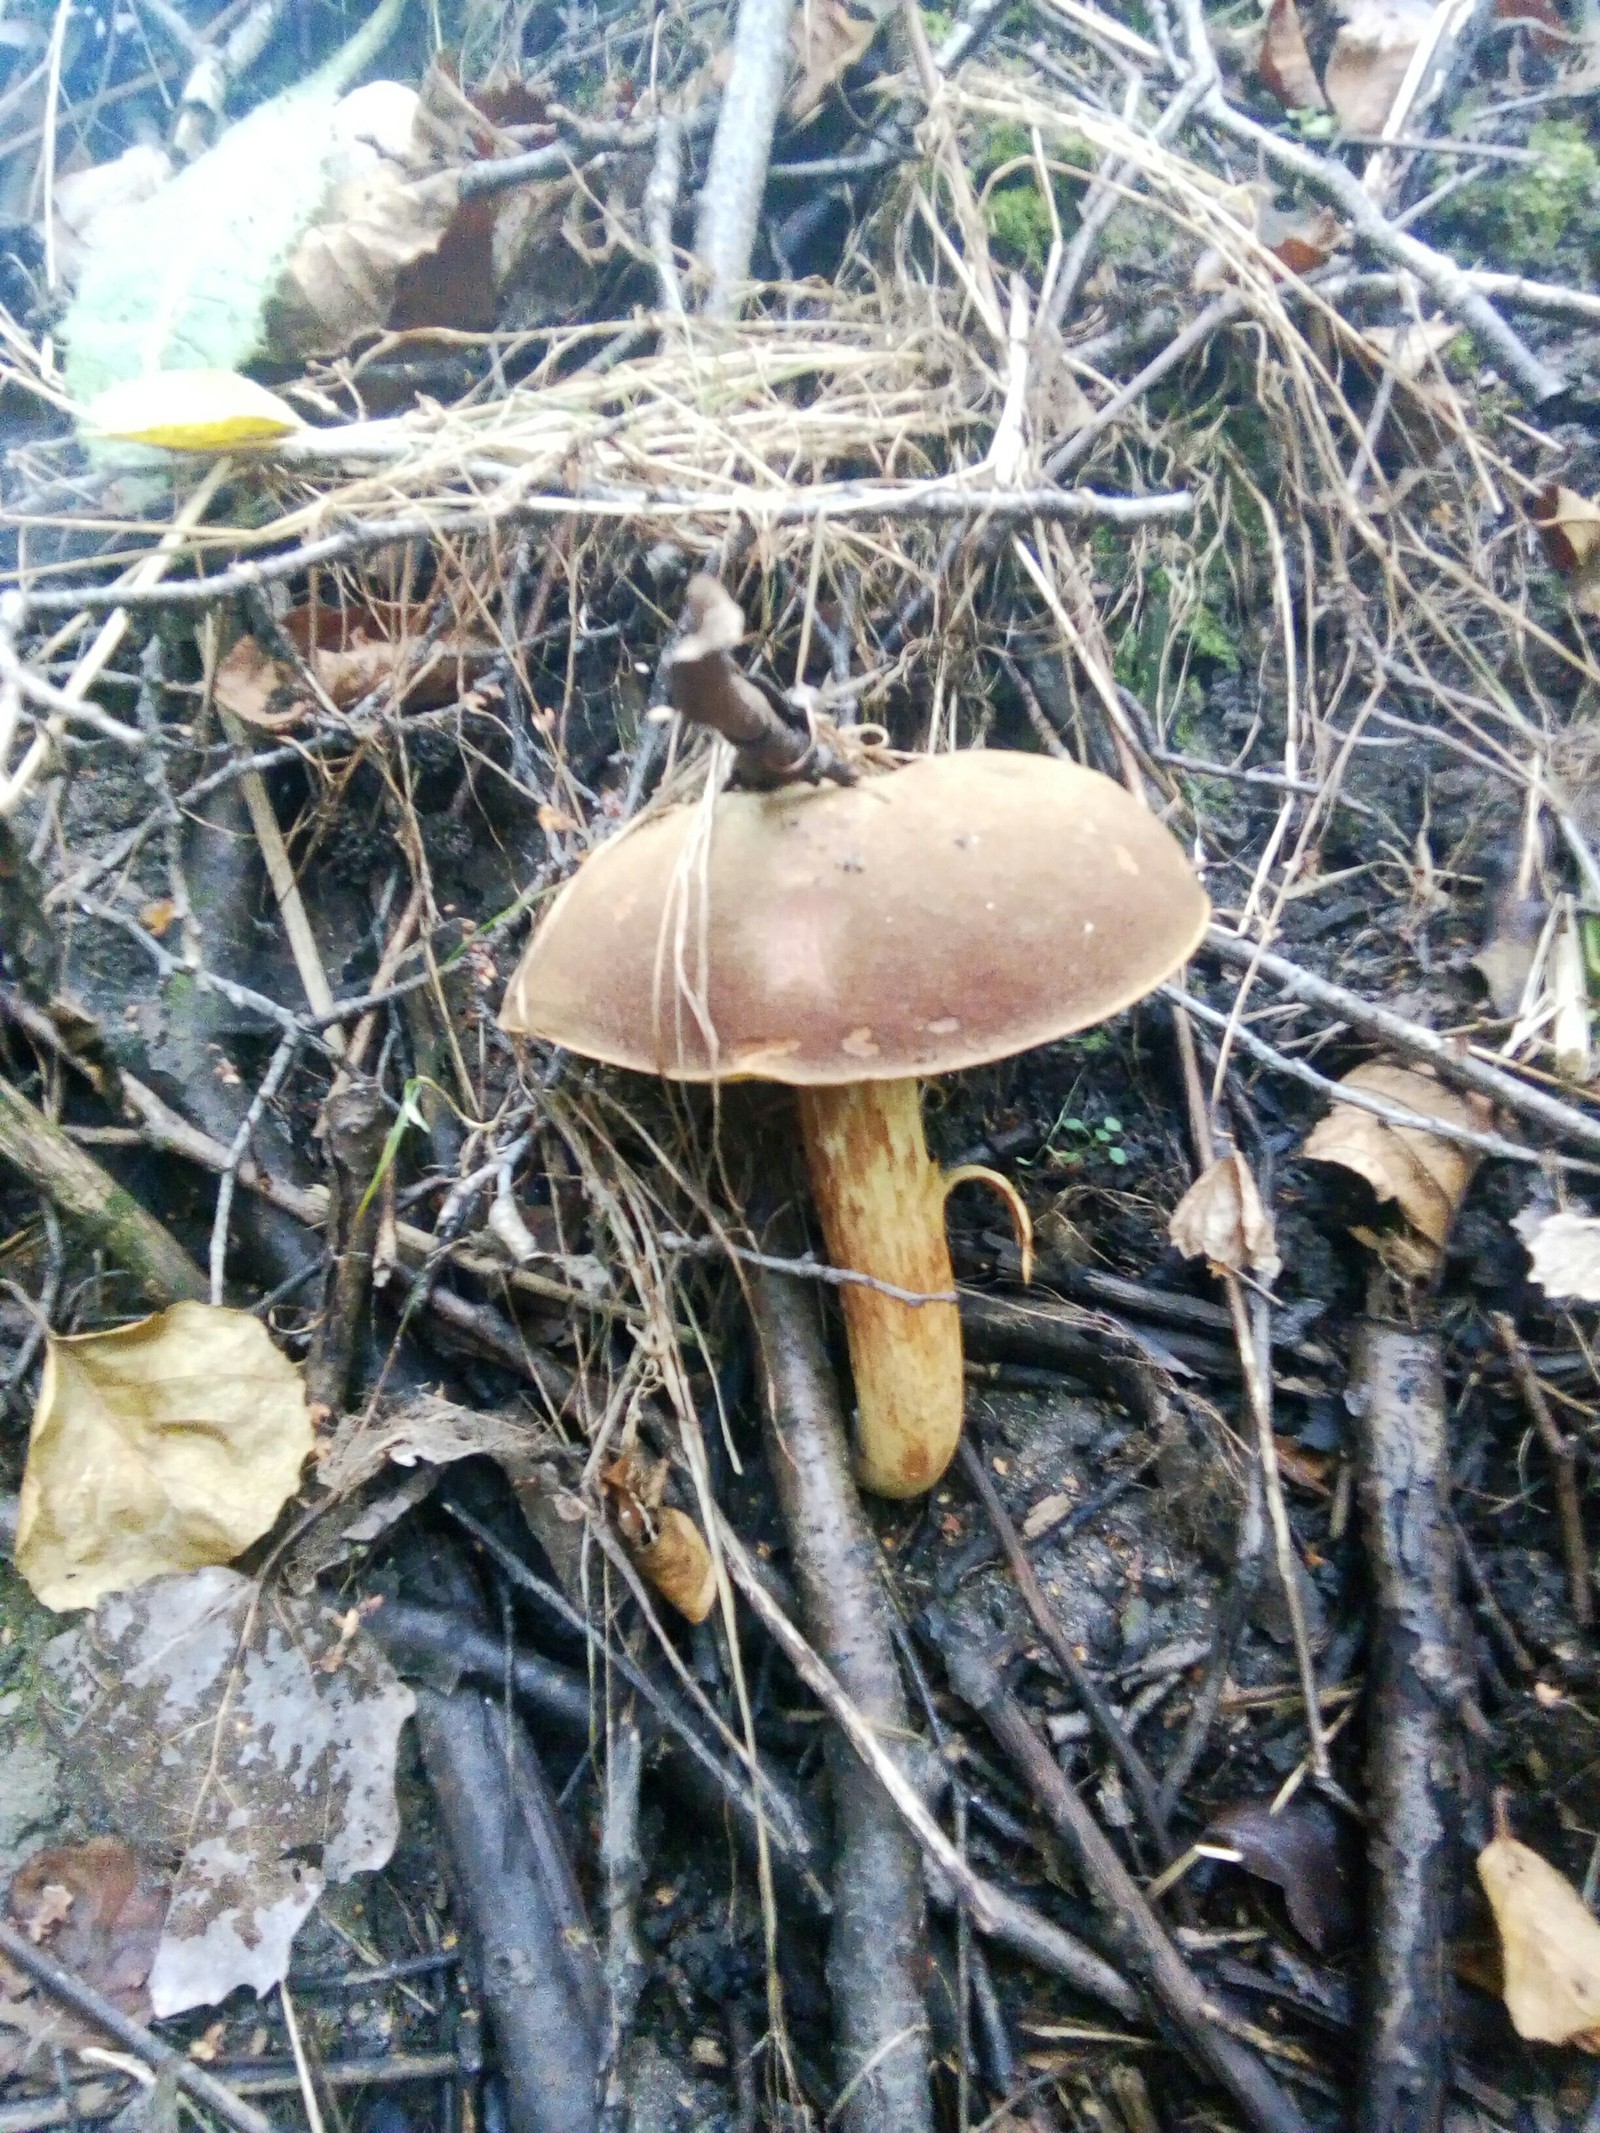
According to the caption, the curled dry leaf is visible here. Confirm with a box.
[1324,0,1434,134]
[1513,1204,1600,1303]
[603,1448,718,1623]
[1300,1060,1482,1249]
[1168,1152,1281,1281]
[1479,1831,1600,2048]
[44,1567,413,2017]
[1258,0,1327,111]
[15,1303,313,1613]
[634,1508,719,1625]
[789,0,887,122]
[0,1839,167,2079]
[216,599,493,732]
[1535,486,1600,619]
[1203,1795,1358,1952]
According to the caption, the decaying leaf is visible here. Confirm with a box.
[0,1840,167,2078]
[44,1567,414,2016]
[15,1303,313,1613]
[1300,1060,1482,1249]
[215,598,492,731]
[1359,318,1458,382]
[316,1393,549,1496]
[1514,1204,1600,1303]
[1535,486,1600,618]
[1324,0,1434,134]
[1203,1795,1358,1951]
[84,369,302,452]
[51,145,173,287]
[1168,1152,1281,1281]
[62,0,406,400]
[1479,1829,1600,2048]
[1258,0,1327,111]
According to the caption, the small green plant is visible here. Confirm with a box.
[1036,1104,1129,1169]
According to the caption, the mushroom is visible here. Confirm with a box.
[500,749,1208,1495]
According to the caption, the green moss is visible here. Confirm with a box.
[1439,120,1600,270]
[987,185,1054,270]
[1112,564,1240,706]
[920,5,954,41]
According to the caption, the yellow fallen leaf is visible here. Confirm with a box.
[633,1507,718,1625]
[1479,1832,1600,2049]
[15,1303,312,1611]
[83,369,302,452]
[1301,1060,1481,1249]
[1168,1151,1280,1280]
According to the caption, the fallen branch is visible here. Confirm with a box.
[931,1625,1313,2133]
[1203,928,1600,1154]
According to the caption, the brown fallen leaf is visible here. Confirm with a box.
[1535,485,1600,618]
[1513,1204,1600,1302]
[15,1303,313,1612]
[1258,0,1327,111]
[1168,1151,1281,1280]
[216,596,492,731]
[633,1507,719,1625]
[1259,202,1343,274]
[1479,1824,1600,2048]
[1324,0,1434,133]
[789,0,887,122]
[1300,1059,1482,1250]
[0,1839,167,2079]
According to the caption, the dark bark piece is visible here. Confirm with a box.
[933,1626,1312,2133]
[747,1142,935,2133]
[1355,1320,1475,2133]
[414,1686,604,2133]
[305,1080,387,1413]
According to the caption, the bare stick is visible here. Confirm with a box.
[209,1033,300,1304]
[694,0,796,315]
[645,116,686,315]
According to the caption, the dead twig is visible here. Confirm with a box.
[1492,1311,1592,1628]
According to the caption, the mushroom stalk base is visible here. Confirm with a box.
[798,1077,963,1498]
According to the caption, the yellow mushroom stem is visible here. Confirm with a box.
[797,1078,1033,1499]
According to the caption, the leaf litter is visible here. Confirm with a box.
[6,0,1600,2114]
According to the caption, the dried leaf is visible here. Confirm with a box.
[789,0,886,121]
[1360,318,1457,381]
[1479,1832,1600,2048]
[83,369,302,452]
[633,1508,718,1625]
[1514,1205,1600,1302]
[315,1393,548,1496]
[0,1840,167,2079]
[1259,201,1342,273]
[44,1567,413,2016]
[1258,0,1327,111]
[15,1304,312,1613]
[1535,486,1600,618]
[1168,1152,1280,1280]
[216,600,491,731]
[267,163,463,360]
[1324,0,1433,133]
[1300,1060,1481,1249]
[1204,1796,1358,1951]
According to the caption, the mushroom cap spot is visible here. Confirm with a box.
[498,751,1211,1085]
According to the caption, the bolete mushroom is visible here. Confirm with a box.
[500,749,1208,1494]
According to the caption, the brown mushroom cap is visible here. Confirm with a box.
[499,751,1209,1084]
